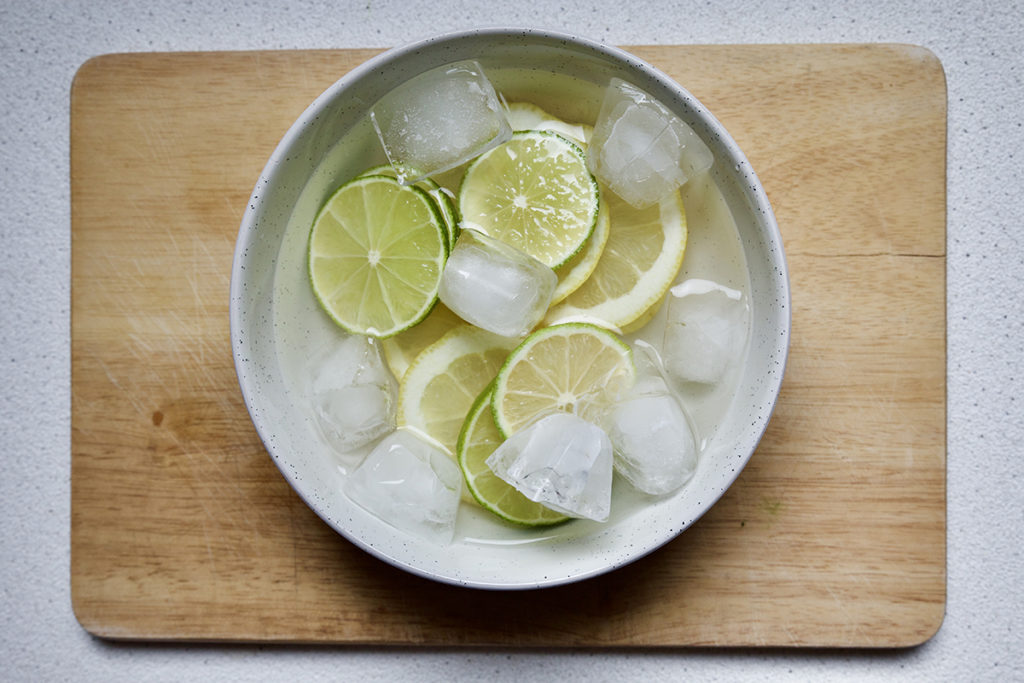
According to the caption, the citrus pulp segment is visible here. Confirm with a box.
[457,385,570,526]
[491,323,635,438]
[545,188,688,330]
[308,175,448,338]
[458,130,599,269]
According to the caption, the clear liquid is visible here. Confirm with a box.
[272,67,751,544]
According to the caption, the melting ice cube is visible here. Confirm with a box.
[344,429,463,544]
[439,228,557,338]
[605,344,698,495]
[606,395,697,495]
[588,78,713,209]
[662,279,748,385]
[486,412,613,522]
[308,334,397,453]
[370,60,512,184]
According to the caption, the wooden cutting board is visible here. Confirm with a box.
[70,44,946,647]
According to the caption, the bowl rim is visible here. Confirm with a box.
[230,26,791,590]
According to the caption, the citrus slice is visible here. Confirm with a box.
[397,325,518,462]
[504,102,592,145]
[544,188,687,330]
[381,303,461,381]
[458,130,599,269]
[457,385,569,526]
[503,101,556,129]
[308,175,448,338]
[359,165,459,248]
[551,192,610,304]
[496,106,606,303]
[491,323,635,438]
[618,297,661,335]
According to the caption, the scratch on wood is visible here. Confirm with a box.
[93,355,149,417]
[824,583,868,642]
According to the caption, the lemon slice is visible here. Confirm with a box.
[504,102,592,145]
[503,101,558,129]
[457,385,569,526]
[619,297,661,334]
[545,188,687,330]
[397,325,518,462]
[381,303,461,381]
[359,165,459,248]
[458,131,599,269]
[308,175,448,338]
[491,323,635,438]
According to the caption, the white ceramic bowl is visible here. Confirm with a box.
[230,28,790,589]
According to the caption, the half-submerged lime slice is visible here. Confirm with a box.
[457,384,570,526]
[491,323,635,438]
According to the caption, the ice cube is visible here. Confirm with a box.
[606,393,698,496]
[628,339,675,397]
[344,429,463,544]
[588,78,713,209]
[308,335,397,452]
[601,341,699,495]
[370,60,512,184]
[438,228,557,338]
[485,412,613,522]
[662,279,748,385]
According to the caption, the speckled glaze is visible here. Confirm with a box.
[229,28,790,590]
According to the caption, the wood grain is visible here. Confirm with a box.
[70,45,946,647]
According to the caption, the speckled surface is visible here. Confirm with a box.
[2,1,1022,680]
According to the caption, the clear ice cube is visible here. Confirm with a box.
[600,341,699,495]
[588,78,713,209]
[605,387,698,496]
[308,334,397,452]
[662,279,748,385]
[438,228,557,338]
[344,429,463,544]
[370,60,512,184]
[485,412,613,522]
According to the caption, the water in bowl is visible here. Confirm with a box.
[270,65,751,545]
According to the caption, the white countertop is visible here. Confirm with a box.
[2,1,1022,680]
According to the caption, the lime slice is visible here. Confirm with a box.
[458,131,599,269]
[308,175,448,338]
[496,107,606,304]
[551,192,610,304]
[545,188,687,330]
[359,165,459,248]
[504,102,592,145]
[457,384,569,526]
[491,323,635,438]
[381,303,461,381]
[397,324,518,463]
